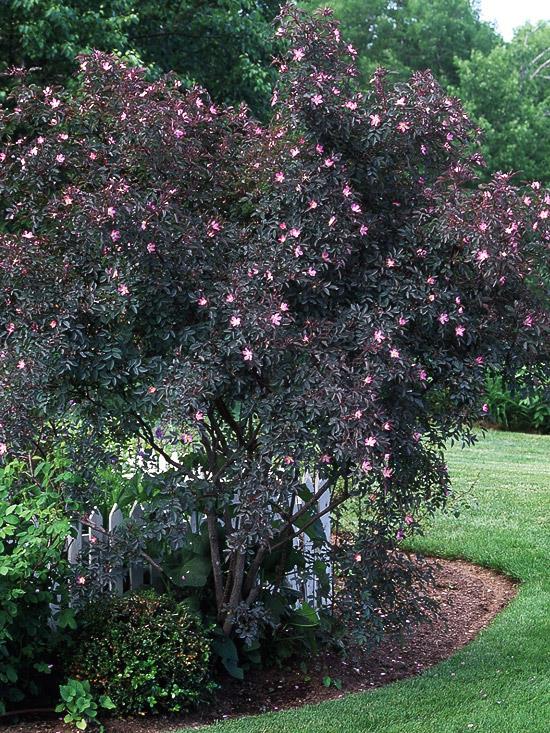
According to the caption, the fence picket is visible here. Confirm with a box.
[108,504,124,594]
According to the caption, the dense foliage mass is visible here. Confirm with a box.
[0,458,73,713]
[0,4,548,700]
[68,591,214,714]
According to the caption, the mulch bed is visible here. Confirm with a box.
[2,558,516,733]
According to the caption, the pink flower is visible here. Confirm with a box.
[397,121,410,133]
[455,325,465,337]
[294,245,303,257]
[275,171,285,183]
[320,454,331,464]
[290,227,301,238]
[364,436,377,447]
[438,313,449,325]
[308,200,318,209]
[383,421,392,431]
[523,315,534,328]
[398,317,408,326]
[110,230,121,242]
[350,203,362,213]
[345,101,358,110]
[396,529,404,541]
[230,315,241,327]
[307,268,317,277]
[283,455,294,465]
[374,330,385,343]
[383,467,394,478]
[316,144,324,154]
[354,410,363,419]
[420,144,428,155]
[324,157,335,167]
[117,284,129,296]
[531,181,541,190]
[354,552,362,562]
[328,216,337,227]
[482,403,489,413]
[292,48,305,62]
[107,207,116,218]
[476,249,489,263]
[181,433,193,444]
[475,356,484,366]
[405,514,414,526]
[361,460,372,472]
[50,320,57,329]
[197,296,208,306]
[418,369,428,381]
[147,386,156,394]
[360,224,369,236]
[22,231,34,239]
[270,313,282,326]
[413,432,422,443]
[195,411,204,421]
[17,359,25,369]
[50,98,61,109]
[280,302,289,312]
[0,443,7,456]
[55,154,65,164]
[207,219,221,237]
[311,94,323,106]
[322,250,330,261]
[242,347,253,362]
[6,323,15,334]
[290,147,300,158]
[174,129,184,138]
[369,114,381,127]
[226,293,235,303]
[389,348,400,359]
[386,258,396,268]
[76,576,86,585]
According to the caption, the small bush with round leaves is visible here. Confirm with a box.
[67,590,215,714]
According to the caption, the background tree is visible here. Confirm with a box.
[455,21,550,182]
[305,0,498,86]
[0,0,279,117]
[0,0,139,99]
[129,0,280,117]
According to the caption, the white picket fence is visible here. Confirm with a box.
[66,472,332,608]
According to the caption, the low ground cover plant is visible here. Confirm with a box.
[0,3,548,721]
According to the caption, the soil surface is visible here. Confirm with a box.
[1,558,516,733]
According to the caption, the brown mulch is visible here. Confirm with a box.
[2,558,516,733]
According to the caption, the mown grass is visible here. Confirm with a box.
[177,430,550,733]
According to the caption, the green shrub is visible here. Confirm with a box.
[68,590,215,714]
[0,458,74,714]
[485,371,550,434]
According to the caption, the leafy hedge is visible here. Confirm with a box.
[67,590,215,714]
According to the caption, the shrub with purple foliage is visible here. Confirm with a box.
[0,5,548,651]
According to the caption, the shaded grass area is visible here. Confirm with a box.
[177,431,550,732]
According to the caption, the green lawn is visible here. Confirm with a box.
[177,431,550,733]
